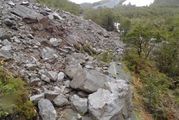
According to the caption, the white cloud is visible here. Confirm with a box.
[123,0,154,6]
[69,0,101,4]
[69,0,154,6]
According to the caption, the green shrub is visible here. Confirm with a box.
[0,67,36,119]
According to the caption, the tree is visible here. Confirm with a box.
[124,21,162,59]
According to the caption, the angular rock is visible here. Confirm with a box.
[45,90,60,101]
[57,72,65,81]
[41,74,50,83]
[70,69,113,93]
[38,99,57,120]
[53,94,68,107]
[49,38,62,47]
[65,64,83,79]
[0,45,12,59]
[2,39,11,46]
[41,47,58,61]
[3,18,15,27]
[88,89,125,120]
[11,5,43,21]
[8,1,15,6]
[30,93,45,104]
[48,12,64,20]
[70,95,88,115]
[47,71,58,82]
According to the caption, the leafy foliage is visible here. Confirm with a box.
[83,3,179,120]
[0,67,36,119]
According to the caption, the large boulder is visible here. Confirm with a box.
[88,80,131,120]
[38,99,57,120]
[11,5,43,21]
[69,68,113,93]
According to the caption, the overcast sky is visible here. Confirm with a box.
[69,0,154,6]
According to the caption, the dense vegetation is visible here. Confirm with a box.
[83,4,179,120]
[0,67,36,119]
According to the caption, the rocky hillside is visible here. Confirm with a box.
[81,0,125,9]
[0,0,132,120]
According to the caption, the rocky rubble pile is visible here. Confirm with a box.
[0,0,132,120]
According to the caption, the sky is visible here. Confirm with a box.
[69,0,155,6]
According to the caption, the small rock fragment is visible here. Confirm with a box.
[53,94,68,107]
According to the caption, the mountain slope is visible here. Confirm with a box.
[81,0,125,8]
[153,0,179,6]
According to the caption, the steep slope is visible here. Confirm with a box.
[0,0,131,120]
[153,0,179,6]
[81,0,125,8]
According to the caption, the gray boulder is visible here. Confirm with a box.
[70,95,88,115]
[88,80,131,120]
[38,99,57,120]
[88,89,124,120]
[53,94,69,107]
[70,68,113,93]
[11,5,43,21]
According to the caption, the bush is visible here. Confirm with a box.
[0,67,36,119]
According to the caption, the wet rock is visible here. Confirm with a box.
[38,99,57,120]
[70,94,88,115]
[53,94,68,107]
[41,47,58,61]
[70,69,113,93]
